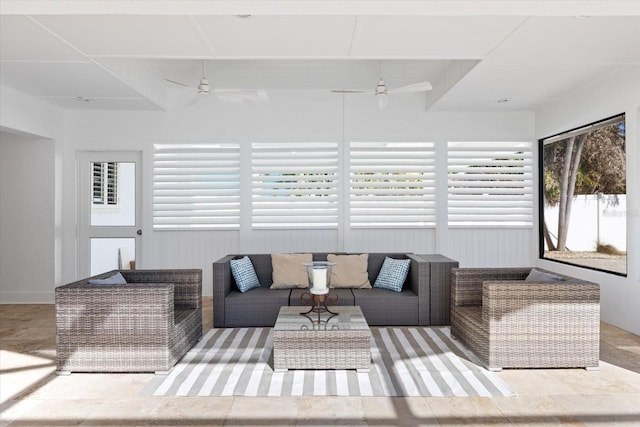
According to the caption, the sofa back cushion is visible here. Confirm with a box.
[240,255,273,288]
[327,254,371,288]
[366,253,410,285]
[270,253,313,289]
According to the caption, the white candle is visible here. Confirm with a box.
[312,268,328,294]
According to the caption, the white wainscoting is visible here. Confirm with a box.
[445,228,533,268]
[344,228,437,254]
[241,229,340,254]
[150,230,241,296]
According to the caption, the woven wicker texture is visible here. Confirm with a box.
[450,267,600,370]
[56,269,202,374]
[273,306,371,371]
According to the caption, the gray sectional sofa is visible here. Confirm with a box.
[212,253,458,328]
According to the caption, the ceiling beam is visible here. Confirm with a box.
[423,60,479,111]
[2,1,640,16]
[94,58,169,111]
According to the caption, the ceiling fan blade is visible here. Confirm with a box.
[214,89,269,103]
[331,89,372,94]
[388,81,433,94]
[164,78,196,89]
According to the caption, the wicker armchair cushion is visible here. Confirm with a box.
[270,253,313,289]
[525,268,565,282]
[373,257,410,292]
[88,272,127,285]
[230,256,261,293]
[327,253,371,289]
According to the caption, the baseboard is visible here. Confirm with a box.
[0,292,54,304]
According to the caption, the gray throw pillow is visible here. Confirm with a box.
[525,268,565,282]
[88,272,127,285]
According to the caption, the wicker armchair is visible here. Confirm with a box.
[56,269,202,374]
[450,267,600,371]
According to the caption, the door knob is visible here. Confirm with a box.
[136,229,142,235]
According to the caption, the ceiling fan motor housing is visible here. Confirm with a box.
[198,78,210,94]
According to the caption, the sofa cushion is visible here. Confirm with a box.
[270,253,313,289]
[525,268,565,282]
[327,254,371,289]
[289,288,355,306]
[373,257,410,292]
[352,288,418,326]
[230,256,261,293]
[88,272,127,285]
[225,287,291,327]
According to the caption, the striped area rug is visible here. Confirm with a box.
[143,327,515,397]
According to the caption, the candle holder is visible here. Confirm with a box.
[300,261,338,323]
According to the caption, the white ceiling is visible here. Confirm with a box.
[1,1,639,112]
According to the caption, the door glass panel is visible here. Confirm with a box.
[90,238,136,275]
[90,162,136,226]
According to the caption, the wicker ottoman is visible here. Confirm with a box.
[273,306,371,372]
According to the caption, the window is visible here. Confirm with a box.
[251,142,339,228]
[447,141,533,227]
[540,114,626,276]
[92,162,118,207]
[152,143,241,230]
[349,142,436,227]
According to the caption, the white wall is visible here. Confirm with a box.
[535,65,640,335]
[0,86,65,303]
[0,131,55,302]
[61,90,535,295]
[0,85,65,141]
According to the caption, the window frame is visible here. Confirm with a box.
[538,113,627,277]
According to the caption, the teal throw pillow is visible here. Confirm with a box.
[230,256,261,293]
[373,257,411,292]
[88,272,127,285]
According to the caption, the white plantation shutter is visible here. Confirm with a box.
[153,143,241,229]
[350,142,436,227]
[251,142,339,228]
[92,162,118,206]
[447,141,533,227]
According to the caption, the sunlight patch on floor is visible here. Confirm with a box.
[0,349,55,403]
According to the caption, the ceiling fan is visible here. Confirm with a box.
[164,60,267,103]
[332,62,432,109]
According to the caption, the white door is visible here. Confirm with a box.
[78,152,142,276]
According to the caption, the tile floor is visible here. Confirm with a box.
[1,298,639,426]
